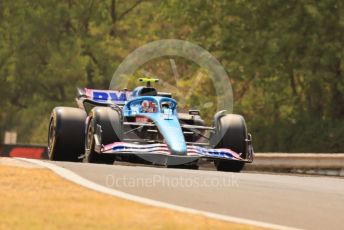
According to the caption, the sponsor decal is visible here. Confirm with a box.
[85,89,132,102]
[135,116,150,123]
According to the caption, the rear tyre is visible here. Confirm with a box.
[84,107,122,164]
[178,113,205,126]
[178,113,205,142]
[167,160,199,170]
[48,107,86,161]
[168,165,199,170]
[212,114,247,172]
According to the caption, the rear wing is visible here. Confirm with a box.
[76,87,173,112]
[76,88,132,111]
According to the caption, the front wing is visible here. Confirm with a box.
[101,142,251,162]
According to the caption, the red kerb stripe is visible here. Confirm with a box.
[9,147,44,159]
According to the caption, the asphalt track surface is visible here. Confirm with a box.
[43,161,344,230]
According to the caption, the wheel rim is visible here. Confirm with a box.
[85,120,94,161]
[47,119,55,159]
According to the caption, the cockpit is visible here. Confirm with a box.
[124,97,177,116]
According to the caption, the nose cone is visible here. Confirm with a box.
[161,125,187,155]
[141,113,187,155]
[169,138,187,155]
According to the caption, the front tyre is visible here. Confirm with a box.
[84,107,122,164]
[212,114,247,172]
[48,107,86,161]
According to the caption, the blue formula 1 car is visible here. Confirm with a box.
[48,78,253,172]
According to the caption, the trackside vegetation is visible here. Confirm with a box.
[0,1,343,152]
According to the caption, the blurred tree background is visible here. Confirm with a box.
[0,0,343,152]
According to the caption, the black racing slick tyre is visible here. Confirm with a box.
[84,107,122,164]
[212,114,247,172]
[178,113,205,126]
[48,107,87,161]
[178,113,205,142]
